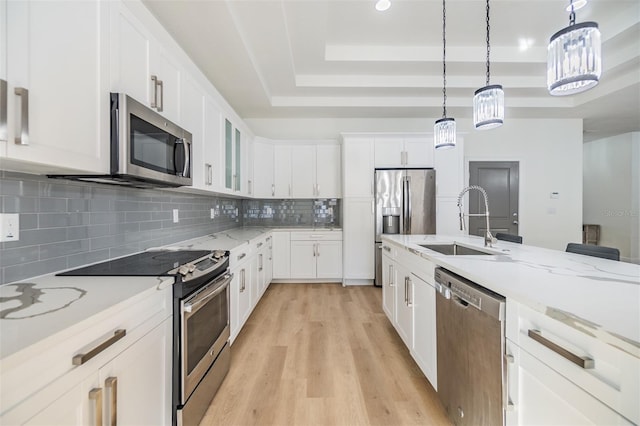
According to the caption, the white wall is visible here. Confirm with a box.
[583,132,640,263]
[248,117,584,251]
[462,118,583,251]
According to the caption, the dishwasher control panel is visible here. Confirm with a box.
[434,267,505,320]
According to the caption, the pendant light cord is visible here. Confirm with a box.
[569,0,576,25]
[485,0,491,86]
[442,0,447,118]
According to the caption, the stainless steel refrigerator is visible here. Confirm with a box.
[375,169,436,286]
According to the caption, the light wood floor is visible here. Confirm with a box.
[200,283,451,426]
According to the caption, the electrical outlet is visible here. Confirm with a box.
[210,208,215,219]
[0,214,20,242]
[173,209,179,223]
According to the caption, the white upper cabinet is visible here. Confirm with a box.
[273,144,292,198]
[342,136,374,198]
[291,145,315,198]
[291,143,341,199]
[374,135,434,168]
[0,0,7,144]
[222,118,246,194]
[202,95,223,191]
[3,0,110,173]
[181,74,205,190]
[110,2,181,124]
[315,144,341,198]
[253,139,275,198]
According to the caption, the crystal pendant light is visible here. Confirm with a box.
[547,0,601,96]
[434,0,456,150]
[473,0,504,130]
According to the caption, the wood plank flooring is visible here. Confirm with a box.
[200,283,451,426]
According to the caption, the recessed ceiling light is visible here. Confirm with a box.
[375,0,391,12]
[566,0,587,12]
[518,38,535,51]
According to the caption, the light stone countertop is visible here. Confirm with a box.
[382,234,640,358]
[0,226,336,361]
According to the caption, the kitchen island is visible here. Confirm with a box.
[382,233,640,425]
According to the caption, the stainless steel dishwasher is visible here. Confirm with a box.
[434,267,506,426]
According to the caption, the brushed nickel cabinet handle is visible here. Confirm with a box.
[407,277,413,307]
[89,387,103,426]
[259,253,263,271]
[73,329,126,366]
[527,329,594,369]
[383,245,391,252]
[0,79,7,142]
[237,253,246,261]
[503,353,515,411]
[257,242,263,248]
[388,264,394,287]
[14,87,29,145]
[150,75,158,109]
[157,79,164,112]
[271,184,275,197]
[105,377,117,426]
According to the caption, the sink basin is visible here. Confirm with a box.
[418,243,496,256]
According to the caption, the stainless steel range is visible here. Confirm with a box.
[59,249,232,426]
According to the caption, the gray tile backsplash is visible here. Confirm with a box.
[243,199,341,228]
[0,171,241,284]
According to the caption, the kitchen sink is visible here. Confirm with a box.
[418,243,496,256]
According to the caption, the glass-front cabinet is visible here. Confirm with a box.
[224,118,243,193]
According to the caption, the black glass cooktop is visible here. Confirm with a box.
[58,250,213,277]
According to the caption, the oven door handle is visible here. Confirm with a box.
[183,274,232,314]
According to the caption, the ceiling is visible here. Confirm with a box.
[142,0,640,141]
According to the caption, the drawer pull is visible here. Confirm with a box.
[383,245,391,252]
[257,242,263,248]
[528,329,594,369]
[73,329,126,366]
[237,253,246,261]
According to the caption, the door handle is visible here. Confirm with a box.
[105,377,117,426]
[271,184,275,197]
[388,264,394,287]
[14,87,29,145]
[157,79,164,112]
[0,79,7,142]
[513,221,519,225]
[150,75,159,109]
[89,387,103,426]
[181,139,190,178]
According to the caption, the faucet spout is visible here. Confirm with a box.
[457,185,496,247]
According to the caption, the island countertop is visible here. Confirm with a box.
[381,234,640,358]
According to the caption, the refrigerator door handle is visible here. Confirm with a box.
[406,178,412,232]
[402,177,411,233]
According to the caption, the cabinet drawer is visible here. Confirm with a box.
[506,300,639,424]
[290,231,342,241]
[380,242,397,260]
[230,244,253,269]
[0,285,171,421]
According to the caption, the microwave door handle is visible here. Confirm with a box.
[173,138,180,176]
[182,138,190,178]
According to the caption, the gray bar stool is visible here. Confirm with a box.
[565,243,620,261]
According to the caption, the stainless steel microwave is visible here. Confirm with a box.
[49,93,192,188]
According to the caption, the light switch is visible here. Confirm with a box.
[173,209,179,223]
[550,192,560,199]
[210,208,215,219]
[0,214,20,242]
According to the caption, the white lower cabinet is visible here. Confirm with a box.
[230,245,253,343]
[272,231,291,279]
[343,198,375,284]
[288,231,343,280]
[381,246,396,321]
[410,272,437,390]
[393,261,413,348]
[1,287,172,425]
[505,339,632,426]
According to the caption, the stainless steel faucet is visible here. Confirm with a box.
[457,185,496,247]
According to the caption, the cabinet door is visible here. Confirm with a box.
[265,237,274,286]
[24,373,100,426]
[253,141,275,197]
[315,240,342,279]
[404,136,434,167]
[250,255,260,307]
[6,0,109,173]
[411,273,437,390]
[374,137,404,167]
[394,262,413,348]
[238,266,252,328]
[316,144,341,198]
[342,137,374,197]
[0,0,6,144]
[273,145,292,198]
[235,127,242,193]
[434,136,464,196]
[342,198,375,280]
[181,75,206,190]
[291,145,316,198]
[290,241,316,279]
[505,341,632,426]
[97,319,172,426]
[223,118,234,191]
[203,96,223,191]
[149,46,181,124]
[381,254,395,322]
[272,232,291,278]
